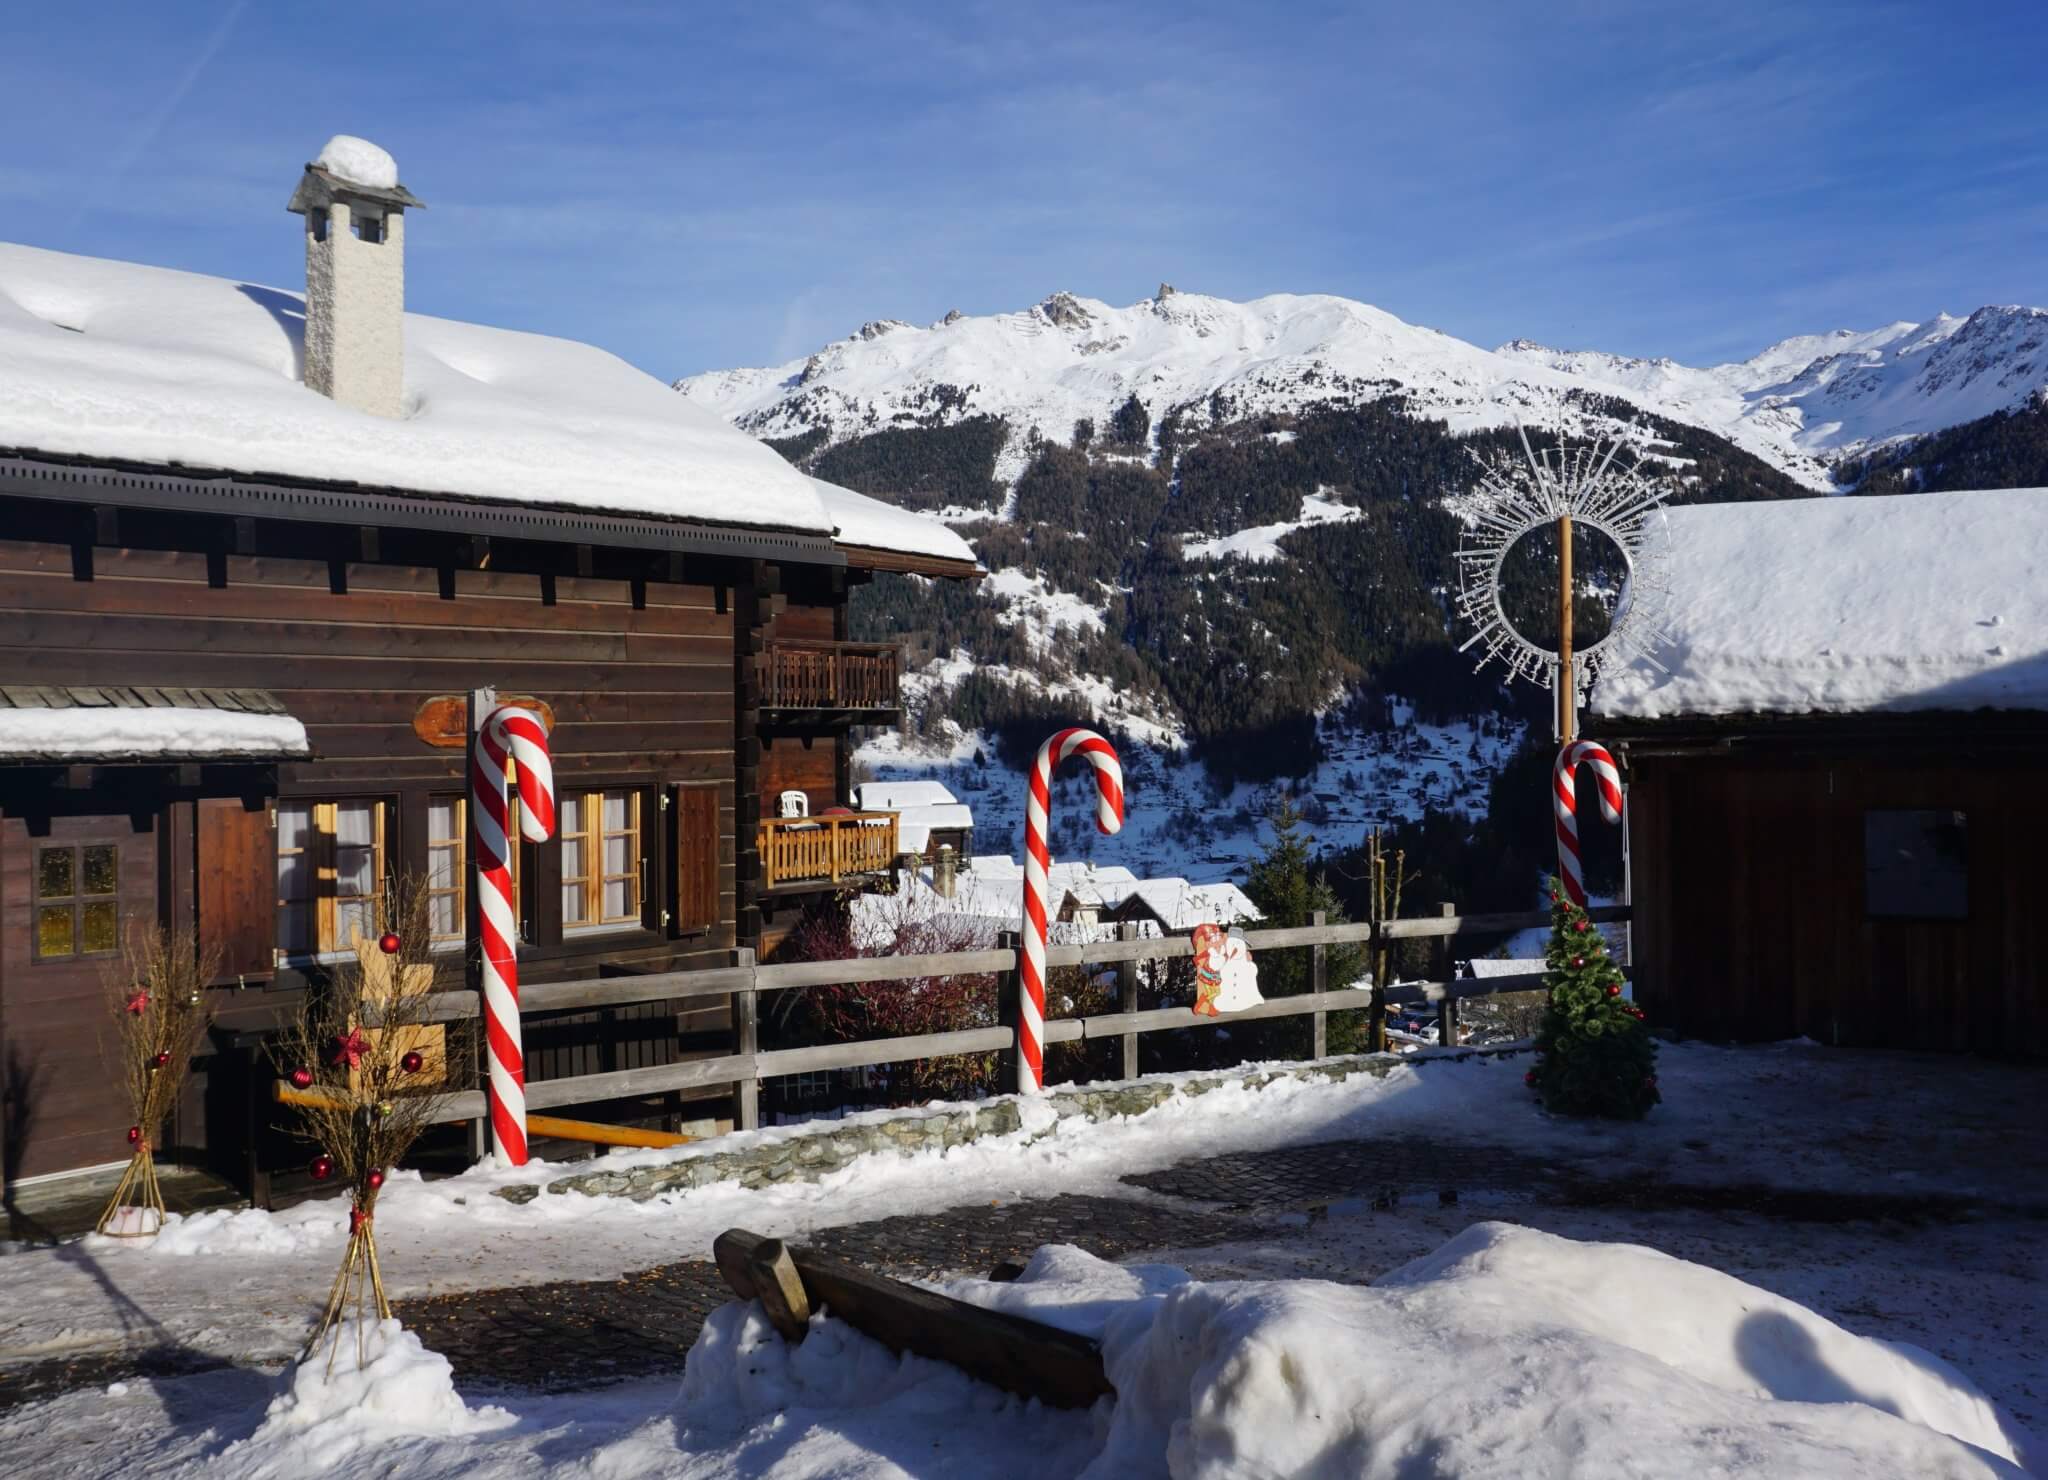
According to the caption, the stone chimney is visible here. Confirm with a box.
[286,136,423,418]
[933,844,957,900]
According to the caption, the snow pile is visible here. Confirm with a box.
[812,476,979,566]
[0,705,308,760]
[1592,488,2048,719]
[936,1228,2036,1479]
[311,134,399,189]
[249,1318,515,1455]
[0,243,833,534]
[676,1299,1105,1475]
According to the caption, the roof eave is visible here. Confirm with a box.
[836,541,983,580]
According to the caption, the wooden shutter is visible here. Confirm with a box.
[197,797,275,982]
[673,785,720,934]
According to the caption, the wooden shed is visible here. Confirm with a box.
[1589,488,2048,1057]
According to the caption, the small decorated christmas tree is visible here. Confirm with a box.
[1527,879,1658,1118]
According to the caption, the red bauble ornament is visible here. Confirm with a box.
[1574,920,1590,934]
[127,1125,142,1145]
[367,1169,385,1191]
[153,1050,172,1068]
[377,931,401,955]
[1605,984,1621,998]
[1572,956,1584,968]
[401,1050,424,1075]
[309,1154,335,1182]
[1523,1070,1537,1086]
[289,1066,314,1090]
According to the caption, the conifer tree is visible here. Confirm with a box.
[1527,878,1659,1117]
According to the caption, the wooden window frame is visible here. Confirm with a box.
[276,798,389,959]
[31,842,121,962]
[561,787,646,933]
[429,794,525,944]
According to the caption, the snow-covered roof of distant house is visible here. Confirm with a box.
[1466,957,1548,979]
[810,477,981,574]
[849,857,1141,949]
[851,780,973,854]
[0,685,307,761]
[1590,488,2048,720]
[0,242,833,535]
[1106,879,1263,930]
[854,780,962,810]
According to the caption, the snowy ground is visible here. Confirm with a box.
[2,1041,2042,1476]
[860,698,1522,884]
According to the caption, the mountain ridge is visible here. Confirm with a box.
[678,288,2048,493]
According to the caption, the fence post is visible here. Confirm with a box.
[1117,921,1140,1080]
[733,946,760,1132]
[996,930,1022,1093]
[1433,902,1458,1049]
[1310,909,1328,1060]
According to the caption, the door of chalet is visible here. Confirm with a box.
[1,810,159,1182]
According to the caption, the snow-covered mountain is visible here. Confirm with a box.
[679,288,2048,492]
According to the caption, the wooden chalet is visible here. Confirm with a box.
[0,142,977,1188]
[1589,488,2048,1057]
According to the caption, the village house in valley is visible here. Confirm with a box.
[0,139,976,1187]
[1589,488,2048,1056]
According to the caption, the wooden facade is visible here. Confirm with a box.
[1615,717,2048,1058]
[0,459,929,1184]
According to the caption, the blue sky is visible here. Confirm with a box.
[1,1,2041,379]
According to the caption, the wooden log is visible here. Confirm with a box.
[1310,909,1328,1059]
[712,1228,1113,1409]
[1117,921,1140,1079]
[1434,902,1459,1047]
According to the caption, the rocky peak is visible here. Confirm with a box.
[1040,292,1091,330]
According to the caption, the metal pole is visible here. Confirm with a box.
[1557,512,1575,744]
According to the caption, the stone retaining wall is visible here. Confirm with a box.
[498,1048,1505,1205]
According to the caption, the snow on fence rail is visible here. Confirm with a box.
[367,904,1624,1133]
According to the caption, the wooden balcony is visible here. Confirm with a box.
[759,640,901,718]
[758,811,900,890]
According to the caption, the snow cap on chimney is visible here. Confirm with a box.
[287,136,424,418]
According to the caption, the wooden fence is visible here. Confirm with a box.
[373,904,1626,1141]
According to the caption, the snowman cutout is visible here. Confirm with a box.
[1191,923,1263,1016]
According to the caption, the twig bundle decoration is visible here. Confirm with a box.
[274,876,471,1367]
[97,930,218,1237]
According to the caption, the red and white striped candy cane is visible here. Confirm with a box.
[1552,738,1622,908]
[1019,727,1125,1093]
[472,703,557,1165]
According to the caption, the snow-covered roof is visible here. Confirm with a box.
[854,780,961,810]
[811,477,980,570]
[1104,879,1263,930]
[0,703,308,761]
[851,780,973,855]
[1591,488,2048,720]
[0,242,832,535]
[1465,957,1548,979]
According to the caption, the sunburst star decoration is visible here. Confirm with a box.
[1452,422,1676,726]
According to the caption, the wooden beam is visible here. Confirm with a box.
[713,1228,1112,1409]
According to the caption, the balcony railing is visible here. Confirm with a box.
[760,640,901,713]
[759,811,900,889]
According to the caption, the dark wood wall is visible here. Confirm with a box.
[0,516,768,1179]
[1627,747,2047,1056]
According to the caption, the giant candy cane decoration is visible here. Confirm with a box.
[1552,738,1622,908]
[472,703,557,1165]
[1019,727,1125,1093]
